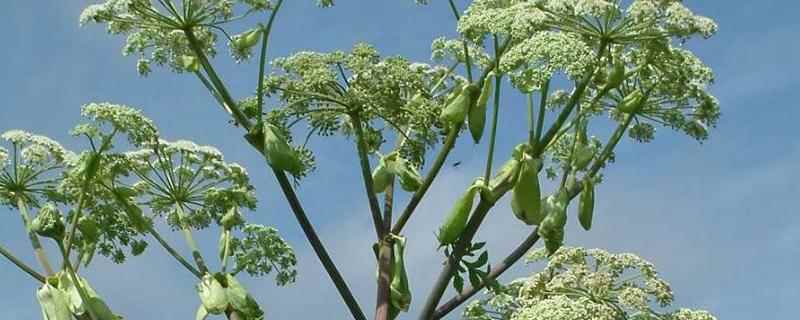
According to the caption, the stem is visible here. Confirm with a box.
[175,205,210,274]
[374,241,393,320]
[270,168,367,320]
[533,79,550,149]
[391,125,460,234]
[531,73,593,157]
[483,38,503,182]
[0,243,45,283]
[418,198,495,320]
[447,0,472,81]
[148,226,203,279]
[349,112,385,239]
[255,0,284,121]
[221,230,231,273]
[17,198,55,276]
[184,28,252,130]
[433,230,540,319]
[57,241,99,320]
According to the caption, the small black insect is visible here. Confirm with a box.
[452,161,462,168]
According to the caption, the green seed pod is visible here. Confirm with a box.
[37,282,72,320]
[262,123,304,176]
[510,155,544,225]
[437,185,479,245]
[468,74,494,143]
[389,236,411,319]
[234,29,262,50]
[439,84,479,127]
[197,274,228,315]
[578,178,595,231]
[489,158,521,191]
[31,204,65,240]
[221,207,244,230]
[180,55,200,72]
[372,162,393,194]
[618,90,645,114]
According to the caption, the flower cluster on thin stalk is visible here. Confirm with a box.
[463,247,717,320]
[0,130,74,208]
[80,0,333,76]
[261,43,457,166]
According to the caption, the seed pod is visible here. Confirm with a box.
[37,282,72,320]
[437,185,479,245]
[440,84,479,127]
[489,158,521,191]
[234,29,262,50]
[618,90,645,114]
[537,192,568,255]
[372,162,393,194]
[510,155,544,225]
[180,55,200,72]
[262,123,304,176]
[31,204,65,240]
[469,74,494,143]
[197,274,228,315]
[578,178,595,231]
[389,236,411,319]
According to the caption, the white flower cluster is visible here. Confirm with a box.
[458,0,549,42]
[627,0,718,38]
[500,31,593,91]
[431,37,493,67]
[0,147,7,166]
[1,130,72,164]
[535,0,618,17]
[466,247,717,320]
[80,103,159,146]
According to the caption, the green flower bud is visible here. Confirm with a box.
[233,29,262,50]
[618,90,646,114]
[389,236,411,318]
[537,192,569,255]
[605,56,626,90]
[221,207,244,230]
[572,144,596,171]
[440,84,479,127]
[578,178,595,231]
[225,274,263,318]
[437,183,480,245]
[394,159,423,192]
[197,274,228,315]
[372,161,393,194]
[469,74,494,143]
[261,123,304,176]
[32,204,65,240]
[180,55,200,72]
[510,155,544,225]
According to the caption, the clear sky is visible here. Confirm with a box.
[1,1,798,319]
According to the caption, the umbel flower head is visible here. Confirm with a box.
[264,43,457,166]
[80,0,334,75]
[0,130,74,207]
[464,247,718,320]
[125,139,256,230]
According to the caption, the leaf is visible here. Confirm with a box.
[37,283,72,320]
[474,251,489,268]
[195,305,209,320]
[453,273,464,294]
[470,241,486,252]
[468,269,482,289]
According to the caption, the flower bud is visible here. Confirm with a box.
[261,123,304,176]
[197,274,228,315]
[510,155,544,225]
[221,207,244,230]
[440,84,479,127]
[389,236,411,317]
[233,29,262,50]
[180,55,200,72]
[537,192,568,255]
[31,204,65,240]
[469,74,494,143]
[578,178,595,231]
[371,162,393,194]
[437,184,479,245]
[618,90,645,114]
[37,282,72,320]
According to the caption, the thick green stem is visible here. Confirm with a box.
[0,242,45,283]
[483,37,503,182]
[349,112,385,239]
[221,230,231,273]
[17,199,54,276]
[533,79,550,149]
[175,205,209,274]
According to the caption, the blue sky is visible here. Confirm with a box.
[1,1,798,319]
